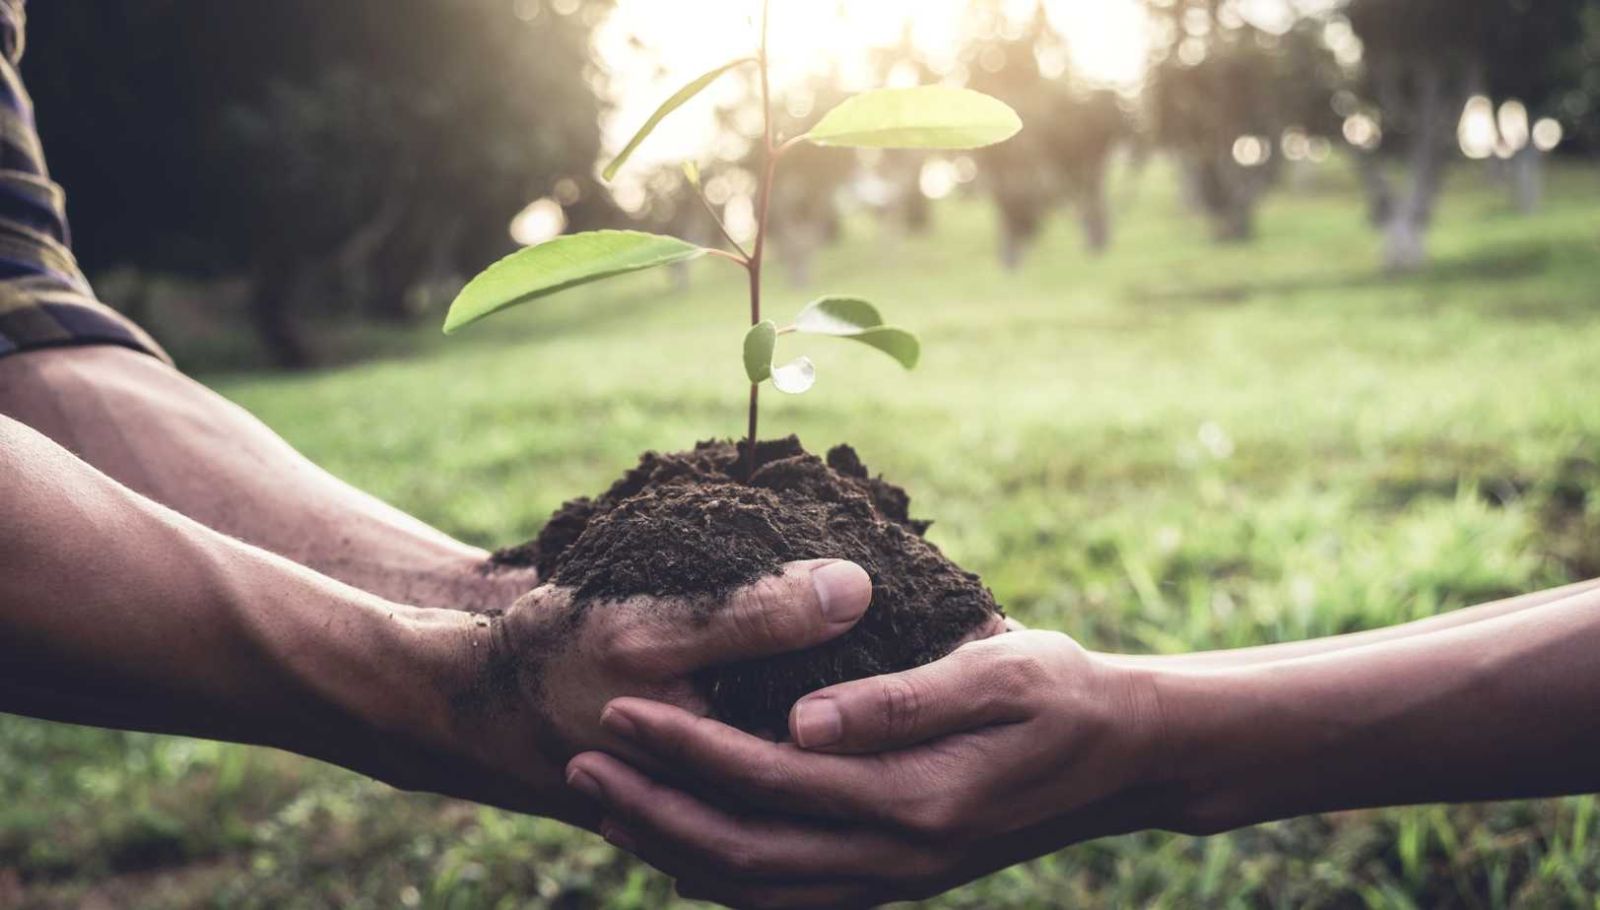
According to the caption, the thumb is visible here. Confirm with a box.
[789,639,1026,753]
[647,559,872,675]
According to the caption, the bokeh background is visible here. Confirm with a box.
[4,0,1600,906]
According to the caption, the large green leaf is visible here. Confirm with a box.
[793,296,921,369]
[602,57,756,181]
[443,230,703,334]
[803,86,1021,150]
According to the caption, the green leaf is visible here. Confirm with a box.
[792,296,921,369]
[603,58,756,181]
[682,160,701,188]
[772,357,816,394]
[443,231,703,334]
[794,296,885,333]
[743,320,776,383]
[744,322,816,393]
[803,86,1021,150]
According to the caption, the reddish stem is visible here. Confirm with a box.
[744,0,776,482]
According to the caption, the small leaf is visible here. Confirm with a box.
[682,160,701,188]
[772,357,816,394]
[803,86,1021,150]
[603,58,756,181]
[444,231,703,334]
[794,296,885,334]
[792,296,921,369]
[743,320,776,384]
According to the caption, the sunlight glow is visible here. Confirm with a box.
[593,0,1151,176]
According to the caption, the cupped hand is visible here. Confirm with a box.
[566,630,1179,908]
[400,559,872,826]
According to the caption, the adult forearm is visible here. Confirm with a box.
[1108,577,1599,671]
[0,415,474,787]
[0,347,532,610]
[1156,585,1600,833]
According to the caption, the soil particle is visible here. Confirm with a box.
[493,437,999,734]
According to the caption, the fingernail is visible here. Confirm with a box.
[600,820,636,852]
[792,698,843,748]
[812,561,870,624]
[601,704,639,741]
[566,766,603,801]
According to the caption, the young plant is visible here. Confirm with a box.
[443,1,1020,477]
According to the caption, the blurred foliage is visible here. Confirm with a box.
[10,0,1597,367]
[25,0,614,366]
[1146,1,1343,242]
[965,3,1134,266]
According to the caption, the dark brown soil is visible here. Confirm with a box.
[492,437,1000,734]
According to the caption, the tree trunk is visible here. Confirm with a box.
[1509,145,1543,214]
[999,220,1028,271]
[1377,59,1460,273]
[1078,168,1111,254]
[1355,152,1394,227]
[1381,212,1428,271]
[250,258,313,369]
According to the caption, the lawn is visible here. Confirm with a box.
[4,160,1600,908]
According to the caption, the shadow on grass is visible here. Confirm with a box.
[1128,239,1588,314]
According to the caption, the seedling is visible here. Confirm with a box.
[443,1,1021,477]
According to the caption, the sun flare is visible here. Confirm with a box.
[593,0,1151,172]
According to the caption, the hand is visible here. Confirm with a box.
[394,559,874,828]
[566,630,1178,908]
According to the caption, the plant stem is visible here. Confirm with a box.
[744,0,775,481]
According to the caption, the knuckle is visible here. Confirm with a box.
[593,620,657,672]
[877,676,924,740]
[744,757,800,799]
[898,794,963,839]
[731,575,809,646]
[996,651,1052,701]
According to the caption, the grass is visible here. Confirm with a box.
[5,159,1600,908]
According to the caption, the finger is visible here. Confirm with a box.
[789,639,1032,754]
[611,559,873,678]
[599,698,912,824]
[568,751,919,883]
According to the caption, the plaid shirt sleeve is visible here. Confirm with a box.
[0,0,170,364]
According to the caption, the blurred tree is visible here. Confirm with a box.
[967,3,1134,268]
[1146,0,1339,243]
[1342,0,1588,267]
[26,0,612,368]
[1480,0,1594,212]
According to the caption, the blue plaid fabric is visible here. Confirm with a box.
[0,0,169,363]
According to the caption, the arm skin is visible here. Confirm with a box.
[0,345,531,611]
[1106,577,1600,670]
[564,580,1600,909]
[0,413,874,828]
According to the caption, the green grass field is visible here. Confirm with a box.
[5,161,1600,908]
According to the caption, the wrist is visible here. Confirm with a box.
[209,541,480,790]
[1146,660,1342,836]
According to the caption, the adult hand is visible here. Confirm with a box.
[407,559,874,827]
[565,630,1178,908]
